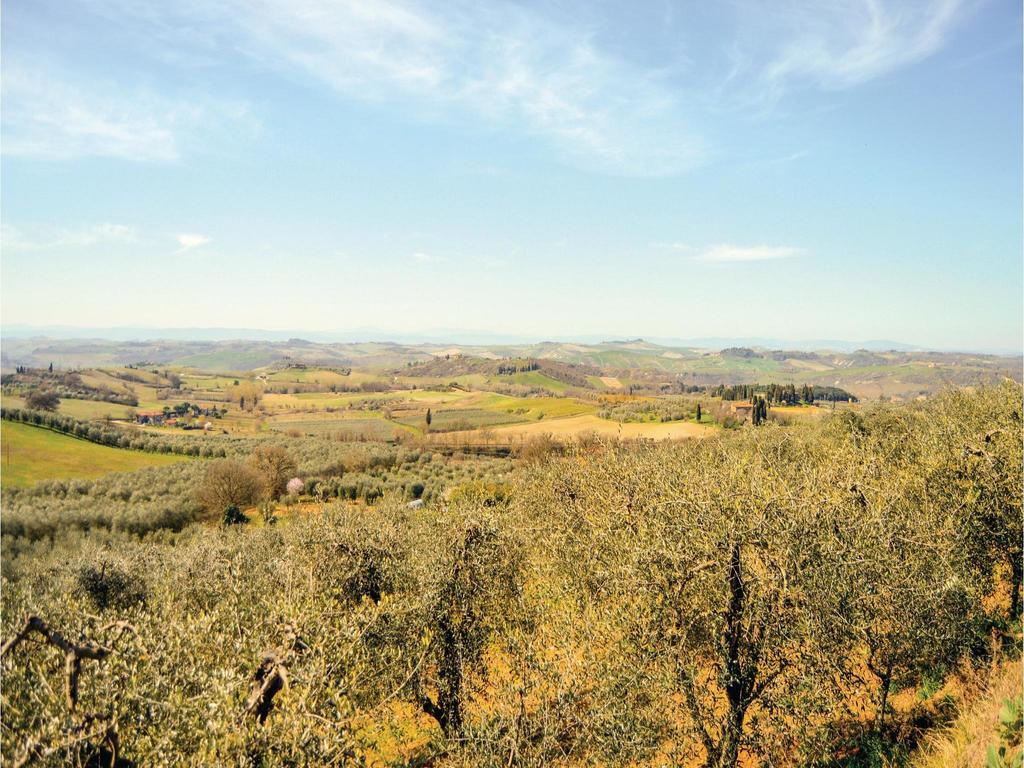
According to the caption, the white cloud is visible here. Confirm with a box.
[57,223,138,247]
[1,64,253,162]
[95,0,706,176]
[202,1,962,170]
[411,251,449,264]
[177,233,211,250]
[2,68,187,162]
[753,0,965,100]
[55,0,966,171]
[2,223,137,251]
[695,244,803,263]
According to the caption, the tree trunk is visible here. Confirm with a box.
[709,542,748,768]
[712,708,746,768]
[875,667,893,734]
[1009,552,1022,620]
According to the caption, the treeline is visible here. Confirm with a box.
[1,384,1018,766]
[1,369,139,405]
[301,445,511,506]
[405,355,600,391]
[1,407,229,458]
[597,396,695,423]
[264,380,391,395]
[496,359,540,375]
[709,382,857,403]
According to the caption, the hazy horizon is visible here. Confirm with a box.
[2,322,1021,356]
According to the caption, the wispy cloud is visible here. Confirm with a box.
[1,64,253,162]
[90,0,707,177]
[19,0,967,171]
[2,68,187,162]
[176,233,211,251]
[2,223,138,251]
[411,251,451,264]
[196,1,965,169]
[751,0,965,101]
[694,244,803,263]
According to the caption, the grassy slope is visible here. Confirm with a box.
[3,395,137,421]
[912,658,1023,768]
[475,393,595,420]
[499,371,573,392]
[0,421,191,489]
[267,417,405,438]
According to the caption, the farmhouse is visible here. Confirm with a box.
[136,410,165,425]
[730,401,754,418]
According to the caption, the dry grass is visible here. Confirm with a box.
[450,413,714,442]
[911,657,1023,768]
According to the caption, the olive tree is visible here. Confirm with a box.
[247,445,298,501]
[922,384,1023,619]
[640,431,855,768]
[517,431,857,768]
[413,514,524,741]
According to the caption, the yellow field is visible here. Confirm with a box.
[447,414,714,442]
[771,404,827,421]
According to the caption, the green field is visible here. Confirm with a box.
[500,371,573,392]
[396,407,524,432]
[476,394,596,420]
[267,417,405,439]
[2,395,137,421]
[0,421,192,489]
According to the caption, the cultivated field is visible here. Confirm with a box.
[457,413,714,441]
[0,420,191,488]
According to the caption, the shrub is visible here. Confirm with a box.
[75,559,146,611]
[24,390,61,411]
[195,460,262,515]
[222,504,248,526]
[248,445,298,501]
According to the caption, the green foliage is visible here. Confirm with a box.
[597,395,694,423]
[990,696,1024,768]
[222,504,249,526]
[810,732,910,768]
[917,665,947,700]
[74,559,147,611]
[24,389,60,411]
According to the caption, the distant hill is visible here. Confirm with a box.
[2,335,1020,399]
[7,325,1010,354]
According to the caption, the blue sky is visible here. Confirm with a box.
[2,0,1021,351]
